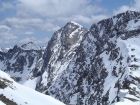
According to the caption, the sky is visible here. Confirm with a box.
[0,0,140,48]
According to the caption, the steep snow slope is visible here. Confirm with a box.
[0,101,6,105]
[0,70,65,105]
[43,11,140,105]
[36,21,88,91]
[1,42,44,89]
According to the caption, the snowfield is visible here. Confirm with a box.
[0,70,65,105]
[0,101,6,105]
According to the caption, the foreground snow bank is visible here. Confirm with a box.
[0,101,6,105]
[0,70,65,105]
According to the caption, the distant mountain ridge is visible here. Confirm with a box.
[0,42,44,89]
[21,41,43,50]
[1,11,140,105]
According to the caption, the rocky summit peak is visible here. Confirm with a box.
[69,21,83,27]
[63,21,83,30]
[21,41,41,50]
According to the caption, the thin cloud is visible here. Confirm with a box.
[16,0,105,18]
[25,31,34,35]
[0,2,14,11]
[0,33,18,44]
[0,25,18,44]
[0,25,11,33]
[3,17,60,33]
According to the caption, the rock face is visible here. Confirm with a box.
[1,11,140,105]
[36,21,88,92]
[41,11,140,105]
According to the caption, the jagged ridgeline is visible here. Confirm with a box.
[0,42,45,89]
[0,11,140,105]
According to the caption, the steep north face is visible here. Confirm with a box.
[36,21,88,92]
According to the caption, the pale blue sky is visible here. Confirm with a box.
[0,0,139,48]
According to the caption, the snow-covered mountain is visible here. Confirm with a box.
[0,42,44,89]
[0,70,65,105]
[40,11,140,105]
[0,11,140,105]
